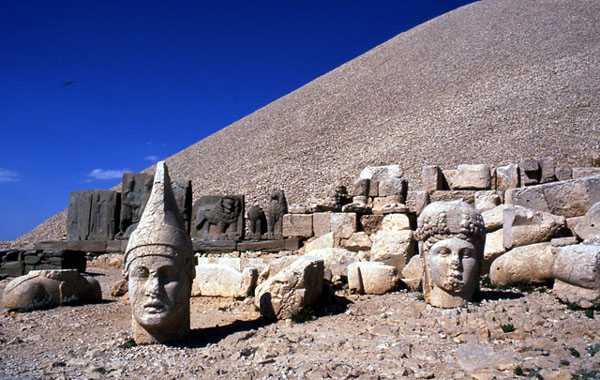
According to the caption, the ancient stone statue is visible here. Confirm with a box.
[247,204,267,238]
[192,196,244,240]
[119,173,153,238]
[123,161,195,345]
[267,189,288,238]
[2,269,101,311]
[416,200,486,308]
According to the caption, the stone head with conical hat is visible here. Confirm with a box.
[124,161,195,345]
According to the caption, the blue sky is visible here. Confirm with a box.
[0,0,475,241]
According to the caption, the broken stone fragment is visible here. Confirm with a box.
[552,243,600,290]
[370,230,415,271]
[305,232,335,252]
[359,215,384,234]
[348,262,399,295]
[483,229,505,275]
[503,205,568,249]
[255,256,324,319]
[573,201,600,240]
[307,248,359,284]
[340,232,372,252]
[2,269,101,311]
[451,164,492,190]
[380,213,411,231]
[490,242,554,286]
[496,164,520,192]
[474,191,501,213]
[481,204,504,232]
[539,157,555,183]
[193,264,257,298]
[401,255,423,291]
[521,158,540,186]
[572,167,600,179]
[421,165,443,192]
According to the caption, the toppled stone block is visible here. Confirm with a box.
[401,254,422,291]
[481,205,504,232]
[490,242,554,286]
[308,248,359,284]
[283,214,313,238]
[539,157,555,183]
[67,190,120,241]
[359,215,384,234]
[2,269,101,311]
[503,205,568,249]
[552,242,600,308]
[505,175,600,218]
[430,190,477,205]
[192,195,245,240]
[483,229,506,275]
[554,167,572,181]
[572,167,600,179]
[451,164,492,190]
[193,264,257,298]
[474,191,501,213]
[305,232,335,252]
[574,202,600,240]
[255,256,324,319]
[496,164,520,192]
[521,158,540,186]
[381,213,411,231]
[370,230,415,271]
[340,232,372,252]
[421,165,443,192]
[348,262,399,295]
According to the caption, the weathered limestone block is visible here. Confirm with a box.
[490,242,554,286]
[67,190,120,241]
[341,195,371,214]
[267,189,288,238]
[483,229,506,275]
[340,232,372,252]
[451,164,492,190]
[474,191,501,213]
[358,165,403,182]
[370,230,415,271]
[120,173,154,237]
[372,196,408,215]
[555,167,572,181]
[505,175,600,218]
[287,203,310,214]
[539,157,555,183]
[496,164,520,192]
[193,264,257,298]
[381,213,411,231]
[482,205,504,232]
[521,158,540,186]
[282,214,313,238]
[379,177,407,200]
[305,232,335,252]
[359,215,384,234]
[255,256,324,319]
[421,165,443,192]
[552,241,600,308]
[572,167,600,179]
[258,255,300,283]
[312,212,331,236]
[417,201,485,308]
[123,161,196,345]
[574,202,600,240]
[352,179,369,197]
[308,248,359,283]
[330,213,357,239]
[192,195,245,240]
[415,190,430,215]
[401,254,423,291]
[430,190,477,205]
[2,269,101,311]
[348,262,399,295]
[311,183,350,212]
[503,205,567,249]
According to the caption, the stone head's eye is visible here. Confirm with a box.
[157,266,178,282]
[132,266,149,279]
[434,247,450,256]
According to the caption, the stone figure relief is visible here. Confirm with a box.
[416,200,486,308]
[267,189,288,238]
[192,196,244,240]
[123,161,195,344]
[247,204,267,238]
[119,173,153,238]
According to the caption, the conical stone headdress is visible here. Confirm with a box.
[123,161,195,279]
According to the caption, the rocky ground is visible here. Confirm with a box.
[1,267,599,380]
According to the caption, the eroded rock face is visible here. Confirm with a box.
[2,269,101,311]
[123,161,195,345]
[254,256,324,320]
[490,242,554,287]
[416,201,486,308]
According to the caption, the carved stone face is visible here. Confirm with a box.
[429,237,478,295]
[128,254,190,329]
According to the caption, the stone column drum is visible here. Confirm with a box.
[123,161,195,345]
[416,201,486,308]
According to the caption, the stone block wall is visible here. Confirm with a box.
[0,249,86,278]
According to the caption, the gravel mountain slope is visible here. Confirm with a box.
[18,0,600,244]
